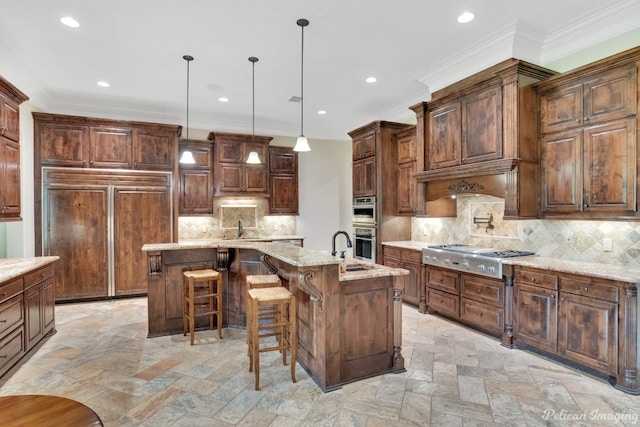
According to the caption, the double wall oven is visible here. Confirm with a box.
[352,196,376,262]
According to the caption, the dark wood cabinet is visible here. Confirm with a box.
[89,126,132,168]
[382,246,423,309]
[0,261,57,378]
[179,139,214,215]
[460,273,505,336]
[42,168,173,301]
[426,266,460,318]
[349,121,413,262]
[268,147,298,215]
[411,60,555,219]
[0,138,20,220]
[538,49,639,219]
[514,279,558,353]
[133,128,175,170]
[0,76,28,222]
[208,131,271,196]
[395,126,417,215]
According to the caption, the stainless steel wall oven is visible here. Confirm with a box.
[352,196,376,225]
[353,225,376,262]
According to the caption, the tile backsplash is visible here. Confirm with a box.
[412,195,640,268]
[179,197,296,240]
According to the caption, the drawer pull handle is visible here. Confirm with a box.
[0,293,6,298]
[584,287,588,292]
[550,294,555,298]
[0,355,6,359]
[0,319,7,323]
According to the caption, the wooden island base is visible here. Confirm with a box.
[143,242,408,391]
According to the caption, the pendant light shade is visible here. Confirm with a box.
[293,18,311,152]
[246,56,261,164]
[179,54,196,164]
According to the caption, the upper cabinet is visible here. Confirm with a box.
[268,146,299,215]
[179,139,214,215]
[537,48,639,219]
[33,113,180,171]
[208,131,272,196]
[411,59,556,218]
[395,126,418,215]
[0,76,29,222]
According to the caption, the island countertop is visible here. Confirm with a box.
[0,256,60,283]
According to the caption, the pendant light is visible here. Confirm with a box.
[246,56,261,164]
[179,54,196,164]
[293,18,311,152]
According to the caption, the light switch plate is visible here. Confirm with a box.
[603,238,613,252]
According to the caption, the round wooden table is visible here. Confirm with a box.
[0,394,103,426]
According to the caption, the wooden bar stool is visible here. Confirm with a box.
[182,269,223,345]
[246,274,282,327]
[247,286,296,390]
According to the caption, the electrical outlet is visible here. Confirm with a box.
[603,238,613,252]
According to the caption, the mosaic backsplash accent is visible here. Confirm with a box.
[412,195,640,268]
[179,197,296,240]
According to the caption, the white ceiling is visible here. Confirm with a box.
[1,0,639,141]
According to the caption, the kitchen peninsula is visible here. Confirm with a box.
[142,239,409,391]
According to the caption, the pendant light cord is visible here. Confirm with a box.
[252,58,255,143]
[183,55,194,140]
[300,23,304,136]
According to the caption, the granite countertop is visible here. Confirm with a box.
[383,240,640,284]
[338,258,409,282]
[504,256,640,283]
[0,256,60,283]
[142,235,305,251]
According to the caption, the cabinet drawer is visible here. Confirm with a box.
[0,326,25,376]
[559,277,618,302]
[428,268,459,294]
[384,247,401,260]
[402,250,422,264]
[461,274,503,307]
[0,293,24,336]
[427,288,459,317]
[514,268,557,290]
[24,265,54,289]
[460,299,503,336]
[0,278,23,303]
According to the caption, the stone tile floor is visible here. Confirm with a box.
[1,298,639,426]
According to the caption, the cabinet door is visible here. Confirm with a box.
[397,161,416,215]
[396,129,416,163]
[244,164,267,192]
[0,138,21,219]
[583,118,636,213]
[428,102,461,169]
[541,129,582,213]
[41,277,56,335]
[89,127,132,168]
[462,86,502,164]
[353,157,376,197]
[269,148,297,174]
[44,186,109,300]
[180,170,213,215]
[114,187,172,296]
[514,283,558,353]
[218,140,243,163]
[583,64,636,124]
[269,174,298,214]
[0,96,20,142]
[539,82,582,134]
[558,292,617,375]
[217,163,243,192]
[24,284,43,350]
[39,123,89,167]
[133,129,174,170]
[353,130,376,160]
[244,142,267,165]
[402,260,421,306]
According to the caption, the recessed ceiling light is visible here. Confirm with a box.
[365,76,377,83]
[60,16,80,28]
[218,97,229,102]
[457,12,475,23]
[97,81,110,88]
[317,110,327,115]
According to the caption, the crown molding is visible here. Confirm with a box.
[541,0,640,63]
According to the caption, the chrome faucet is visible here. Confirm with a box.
[238,219,244,238]
[331,230,353,258]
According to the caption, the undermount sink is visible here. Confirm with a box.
[344,263,375,272]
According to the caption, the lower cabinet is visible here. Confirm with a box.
[426,266,460,318]
[514,266,624,384]
[383,246,423,309]
[0,261,57,378]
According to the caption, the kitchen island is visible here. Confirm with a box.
[142,239,408,391]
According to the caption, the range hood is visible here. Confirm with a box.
[414,158,538,219]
